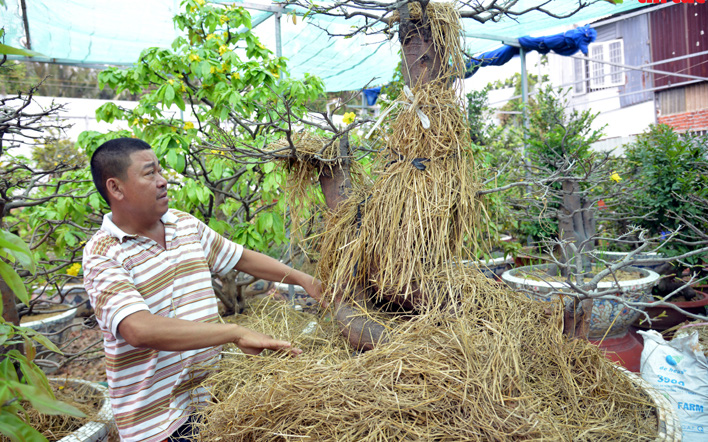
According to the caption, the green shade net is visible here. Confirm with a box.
[0,0,650,92]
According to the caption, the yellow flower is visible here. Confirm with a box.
[188,53,200,62]
[168,79,174,85]
[206,33,215,40]
[257,43,266,50]
[218,45,228,55]
[181,84,187,92]
[131,118,139,126]
[219,15,228,24]
[66,263,82,277]
[209,66,216,74]
[610,171,622,183]
[142,118,149,124]
[184,121,195,130]
[190,5,197,12]
[196,0,205,6]
[231,72,240,81]
[223,31,229,39]
[342,112,356,125]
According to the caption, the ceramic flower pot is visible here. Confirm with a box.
[501,263,660,339]
[462,255,514,280]
[634,290,708,331]
[591,251,665,272]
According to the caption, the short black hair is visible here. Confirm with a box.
[90,138,152,206]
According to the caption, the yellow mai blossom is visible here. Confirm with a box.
[66,263,82,277]
[168,79,174,85]
[196,0,205,6]
[342,112,356,125]
[181,84,187,92]
[257,43,266,50]
[223,31,229,39]
[219,15,228,24]
[188,53,200,62]
[206,33,215,40]
[142,118,149,124]
[219,45,228,55]
[209,66,216,74]
[610,171,622,183]
[184,121,195,130]
[131,118,140,126]
[232,72,240,81]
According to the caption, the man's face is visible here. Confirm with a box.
[118,149,169,219]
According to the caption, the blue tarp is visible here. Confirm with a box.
[464,25,597,78]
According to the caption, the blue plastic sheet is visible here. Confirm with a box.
[465,25,597,78]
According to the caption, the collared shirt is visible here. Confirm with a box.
[83,209,242,442]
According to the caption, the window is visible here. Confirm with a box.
[573,39,625,94]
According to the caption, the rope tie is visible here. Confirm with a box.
[365,85,431,139]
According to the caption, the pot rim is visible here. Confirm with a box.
[501,263,660,289]
[21,305,78,328]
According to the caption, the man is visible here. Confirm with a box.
[82,138,322,441]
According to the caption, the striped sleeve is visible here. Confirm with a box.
[83,247,150,338]
[195,219,243,275]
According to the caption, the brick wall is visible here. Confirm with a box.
[658,109,708,132]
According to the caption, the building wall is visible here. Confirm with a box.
[658,109,708,133]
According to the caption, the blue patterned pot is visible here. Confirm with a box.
[501,263,660,339]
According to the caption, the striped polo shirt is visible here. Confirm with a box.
[83,209,242,442]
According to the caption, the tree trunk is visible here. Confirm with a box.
[314,4,444,350]
[398,2,443,88]
[559,180,596,264]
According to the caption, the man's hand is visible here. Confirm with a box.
[233,326,302,356]
[301,277,324,304]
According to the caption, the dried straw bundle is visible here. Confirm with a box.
[315,86,486,301]
[198,269,657,441]
[269,131,366,240]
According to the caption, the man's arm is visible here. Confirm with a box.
[118,310,301,355]
[234,249,323,303]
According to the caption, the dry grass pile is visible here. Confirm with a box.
[674,321,708,356]
[199,269,658,441]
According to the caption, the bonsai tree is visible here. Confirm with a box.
[0,54,88,442]
[493,87,708,335]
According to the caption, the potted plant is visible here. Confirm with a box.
[497,87,671,370]
[623,124,708,300]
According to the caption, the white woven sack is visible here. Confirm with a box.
[640,330,708,441]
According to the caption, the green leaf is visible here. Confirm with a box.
[0,261,28,305]
[27,331,62,355]
[164,84,175,102]
[0,43,45,57]
[17,384,86,417]
[0,413,47,442]
[0,230,35,273]
[0,323,11,346]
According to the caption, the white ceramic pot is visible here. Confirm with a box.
[462,255,514,279]
[591,251,665,272]
[501,263,660,339]
[48,378,113,442]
